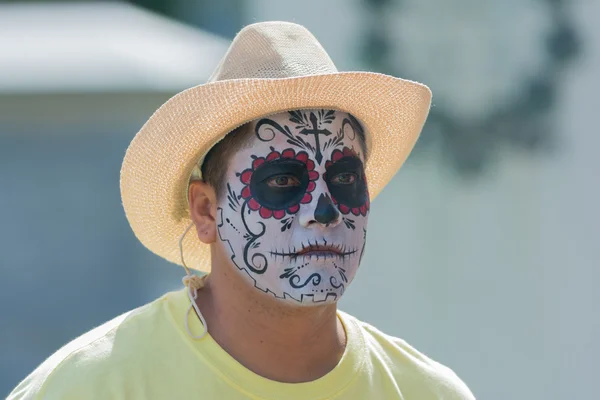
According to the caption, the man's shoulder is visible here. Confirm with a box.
[341,311,476,400]
[8,292,175,400]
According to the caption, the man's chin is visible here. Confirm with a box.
[277,291,342,307]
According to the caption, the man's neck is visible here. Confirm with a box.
[193,256,346,383]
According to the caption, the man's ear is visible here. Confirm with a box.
[188,181,218,244]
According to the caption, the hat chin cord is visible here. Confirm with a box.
[179,221,208,340]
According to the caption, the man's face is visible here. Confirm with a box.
[216,109,369,305]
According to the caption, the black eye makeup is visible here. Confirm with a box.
[250,159,309,210]
[325,156,368,208]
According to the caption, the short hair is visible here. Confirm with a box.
[198,123,254,198]
[195,111,368,199]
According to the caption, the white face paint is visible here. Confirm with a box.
[216,110,370,305]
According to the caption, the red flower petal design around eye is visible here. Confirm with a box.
[295,151,309,163]
[259,207,273,219]
[287,204,299,214]
[240,169,253,185]
[307,181,316,192]
[252,157,265,170]
[360,205,367,215]
[325,161,332,169]
[339,204,350,214]
[241,186,252,199]
[331,196,337,204]
[248,198,261,211]
[306,159,315,171]
[266,151,280,161]
[351,207,360,216]
[281,149,295,159]
[308,171,319,181]
[331,149,343,162]
[301,193,312,204]
[273,209,286,219]
[343,147,355,157]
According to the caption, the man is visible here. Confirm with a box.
[8,22,475,399]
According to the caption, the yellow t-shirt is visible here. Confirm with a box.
[8,288,475,400]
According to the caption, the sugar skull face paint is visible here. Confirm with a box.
[216,110,369,305]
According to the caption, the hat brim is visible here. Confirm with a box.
[120,71,431,272]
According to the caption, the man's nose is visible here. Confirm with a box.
[297,178,342,228]
[315,193,340,225]
[312,193,340,226]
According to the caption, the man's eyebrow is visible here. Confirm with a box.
[261,158,307,167]
[329,155,363,165]
[251,159,307,180]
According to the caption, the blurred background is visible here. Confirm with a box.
[0,0,598,398]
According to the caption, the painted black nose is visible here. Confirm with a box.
[314,193,340,225]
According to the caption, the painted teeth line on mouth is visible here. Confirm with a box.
[271,252,352,261]
[299,239,343,255]
[269,238,357,259]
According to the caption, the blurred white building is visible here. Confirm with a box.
[0,2,228,392]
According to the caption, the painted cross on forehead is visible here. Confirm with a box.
[297,111,332,164]
[217,109,370,305]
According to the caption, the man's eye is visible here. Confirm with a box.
[266,175,301,187]
[331,172,356,185]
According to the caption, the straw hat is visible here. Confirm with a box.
[120,21,432,272]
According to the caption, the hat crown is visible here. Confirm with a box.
[208,21,338,82]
